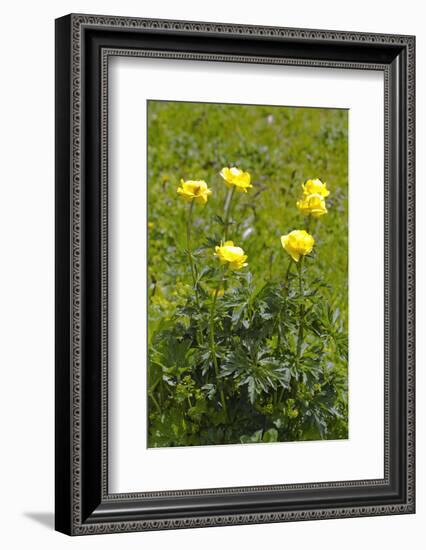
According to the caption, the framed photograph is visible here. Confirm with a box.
[55,14,415,535]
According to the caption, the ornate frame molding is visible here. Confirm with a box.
[55,13,415,536]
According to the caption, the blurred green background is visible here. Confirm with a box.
[147,100,348,338]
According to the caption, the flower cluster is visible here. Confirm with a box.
[281,178,330,263]
[296,178,329,218]
[177,170,330,268]
[177,166,250,271]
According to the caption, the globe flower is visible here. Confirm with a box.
[220,167,252,193]
[210,287,225,298]
[302,178,330,198]
[214,241,248,270]
[296,193,328,218]
[177,179,212,204]
[280,230,315,262]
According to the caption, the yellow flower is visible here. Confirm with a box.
[302,178,330,198]
[148,221,155,230]
[210,287,225,298]
[220,167,252,193]
[280,230,315,262]
[296,193,328,218]
[214,240,248,270]
[177,179,212,204]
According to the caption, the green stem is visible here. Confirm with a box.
[278,258,304,404]
[186,202,199,300]
[209,284,228,420]
[186,201,203,311]
[186,201,204,345]
[294,215,313,360]
[276,258,293,349]
[295,258,305,360]
[223,186,236,241]
[276,259,293,405]
[149,375,163,394]
[148,392,162,414]
[278,385,286,405]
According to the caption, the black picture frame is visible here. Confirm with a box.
[55,13,415,536]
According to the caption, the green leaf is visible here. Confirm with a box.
[263,428,278,443]
[240,429,263,444]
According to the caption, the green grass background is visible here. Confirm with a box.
[147,100,348,337]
